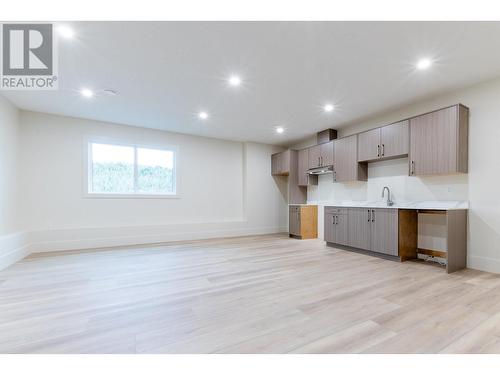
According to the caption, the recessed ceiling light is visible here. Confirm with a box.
[229,75,242,87]
[324,104,334,113]
[416,58,432,70]
[276,127,284,134]
[198,111,209,120]
[56,25,75,39]
[80,88,94,98]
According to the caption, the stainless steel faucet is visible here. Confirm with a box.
[382,186,394,206]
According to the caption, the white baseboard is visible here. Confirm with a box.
[0,231,30,270]
[27,223,288,254]
[468,255,500,274]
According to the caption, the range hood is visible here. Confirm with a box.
[308,165,333,175]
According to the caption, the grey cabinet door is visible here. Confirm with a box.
[334,214,349,246]
[308,145,322,169]
[381,120,408,159]
[324,213,336,242]
[370,209,398,256]
[297,149,309,186]
[271,153,280,175]
[348,208,371,250]
[334,135,358,182]
[357,128,380,162]
[320,141,334,166]
[289,206,301,236]
[281,150,290,174]
[409,106,457,176]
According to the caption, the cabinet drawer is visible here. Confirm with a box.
[324,207,348,215]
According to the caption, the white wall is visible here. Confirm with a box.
[0,96,19,235]
[0,96,29,269]
[17,111,287,254]
[300,76,500,273]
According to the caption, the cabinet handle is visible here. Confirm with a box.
[336,215,339,225]
[382,144,385,156]
[333,171,337,182]
[410,161,415,175]
[367,209,371,222]
[318,157,320,166]
[321,156,323,165]
[372,210,375,222]
[377,145,380,157]
[332,216,335,225]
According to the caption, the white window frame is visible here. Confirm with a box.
[83,137,179,199]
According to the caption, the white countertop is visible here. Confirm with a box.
[291,200,468,210]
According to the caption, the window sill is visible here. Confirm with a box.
[84,193,180,199]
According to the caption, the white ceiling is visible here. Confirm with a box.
[4,21,500,145]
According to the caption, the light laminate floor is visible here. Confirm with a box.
[1,234,500,353]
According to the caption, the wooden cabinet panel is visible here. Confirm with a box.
[409,105,467,176]
[334,135,367,182]
[297,148,309,186]
[308,145,321,169]
[370,209,398,256]
[324,208,348,246]
[335,214,349,246]
[348,208,371,250]
[324,213,335,243]
[357,128,380,162]
[289,206,301,236]
[381,120,408,159]
[271,153,279,175]
[271,150,291,176]
[320,141,334,166]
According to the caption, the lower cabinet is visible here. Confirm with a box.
[370,209,398,256]
[289,205,318,239]
[324,208,348,246]
[325,206,399,257]
[348,208,371,250]
[289,206,301,236]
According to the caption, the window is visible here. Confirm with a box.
[87,141,176,197]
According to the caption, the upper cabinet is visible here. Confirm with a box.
[297,148,318,187]
[409,104,469,176]
[308,141,334,169]
[334,135,367,183]
[321,141,334,166]
[271,150,291,176]
[381,120,409,159]
[358,120,408,162]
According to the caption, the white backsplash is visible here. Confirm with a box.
[307,157,468,204]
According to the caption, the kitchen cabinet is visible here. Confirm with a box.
[320,141,334,166]
[271,150,291,176]
[381,120,409,159]
[307,141,334,169]
[324,207,348,246]
[289,205,318,239]
[327,207,399,256]
[308,145,322,169]
[297,148,318,187]
[289,206,301,236]
[333,135,367,182]
[357,128,380,162]
[409,104,468,176]
[347,208,371,250]
[370,208,398,256]
[357,121,408,162]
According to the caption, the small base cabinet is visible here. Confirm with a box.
[289,205,318,239]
